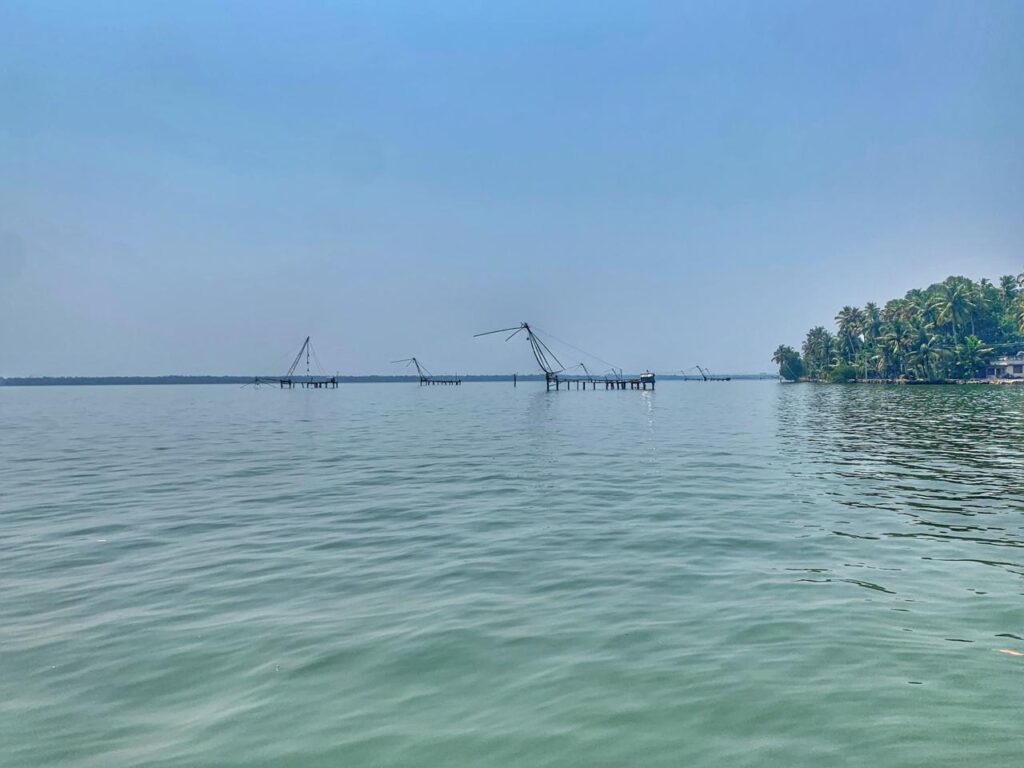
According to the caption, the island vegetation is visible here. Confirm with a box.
[773,273,1024,383]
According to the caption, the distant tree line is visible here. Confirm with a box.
[772,273,1024,382]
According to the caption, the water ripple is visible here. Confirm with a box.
[1,382,1022,767]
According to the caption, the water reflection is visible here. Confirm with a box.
[777,384,1024,578]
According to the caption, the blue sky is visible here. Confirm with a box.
[1,1,1021,376]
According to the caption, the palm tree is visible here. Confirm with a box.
[772,345,793,366]
[905,289,929,321]
[999,274,1018,307]
[954,335,993,379]
[906,335,948,381]
[802,326,834,380]
[930,277,975,344]
[782,272,1024,384]
[1017,274,1024,332]
[881,317,911,377]
[772,345,803,380]
[862,302,882,345]
[835,306,864,364]
[973,278,1003,340]
[871,350,887,378]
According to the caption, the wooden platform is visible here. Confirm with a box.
[254,377,339,389]
[545,373,654,391]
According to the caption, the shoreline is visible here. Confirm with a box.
[0,374,779,387]
[791,377,1024,386]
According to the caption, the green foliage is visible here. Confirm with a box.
[834,306,864,363]
[827,364,859,383]
[776,272,1024,382]
[780,357,804,382]
[772,345,803,380]
[801,326,834,380]
[951,335,993,378]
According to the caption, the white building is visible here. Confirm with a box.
[987,353,1024,379]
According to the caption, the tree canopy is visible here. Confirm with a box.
[774,273,1024,382]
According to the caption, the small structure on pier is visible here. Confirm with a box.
[254,336,339,389]
[474,322,655,391]
[392,357,462,385]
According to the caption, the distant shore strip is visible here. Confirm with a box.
[0,374,779,387]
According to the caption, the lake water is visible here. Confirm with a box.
[2,381,1022,767]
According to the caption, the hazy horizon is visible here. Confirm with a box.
[2,1,1022,377]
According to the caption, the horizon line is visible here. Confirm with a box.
[1,373,778,385]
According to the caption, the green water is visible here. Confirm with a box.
[1,382,1022,766]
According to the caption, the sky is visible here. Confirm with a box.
[1,0,1022,377]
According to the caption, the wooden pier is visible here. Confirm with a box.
[544,371,654,391]
[683,365,731,382]
[254,336,340,390]
[392,357,462,386]
[475,323,655,393]
[263,376,339,389]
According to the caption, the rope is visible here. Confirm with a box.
[308,339,327,375]
[531,325,621,374]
